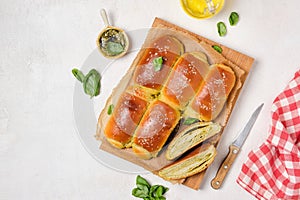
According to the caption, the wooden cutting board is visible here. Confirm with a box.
[98,18,254,190]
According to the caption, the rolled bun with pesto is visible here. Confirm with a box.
[165,122,221,160]
[159,143,216,180]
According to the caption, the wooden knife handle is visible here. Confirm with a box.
[211,145,240,189]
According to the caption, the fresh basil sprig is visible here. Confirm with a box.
[217,22,227,37]
[212,45,223,53]
[153,56,164,72]
[72,68,101,98]
[229,12,239,26]
[132,175,169,200]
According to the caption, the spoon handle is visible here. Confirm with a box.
[100,9,110,27]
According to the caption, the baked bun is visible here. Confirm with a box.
[160,52,210,109]
[133,35,184,90]
[159,144,216,180]
[186,64,236,121]
[103,92,149,148]
[132,100,180,159]
[165,122,221,160]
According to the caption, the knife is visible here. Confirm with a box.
[211,103,264,189]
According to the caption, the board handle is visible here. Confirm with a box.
[211,145,240,189]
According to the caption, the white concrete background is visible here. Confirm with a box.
[1,0,299,199]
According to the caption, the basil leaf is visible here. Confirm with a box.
[183,117,199,125]
[107,104,114,115]
[217,22,227,37]
[155,186,163,197]
[159,196,166,200]
[132,188,148,198]
[229,12,239,26]
[137,184,149,194]
[153,57,163,72]
[136,175,151,188]
[149,185,159,197]
[150,185,168,198]
[212,45,223,53]
[83,69,101,98]
[106,41,124,56]
[162,186,168,195]
[72,68,85,83]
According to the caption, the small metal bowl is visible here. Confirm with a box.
[96,9,129,59]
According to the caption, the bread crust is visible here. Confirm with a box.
[133,35,184,90]
[132,100,181,159]
[103,92,149,148]
[185,64,236,121]
[160,52,210,110]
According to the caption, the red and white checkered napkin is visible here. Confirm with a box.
[237,70,300,200]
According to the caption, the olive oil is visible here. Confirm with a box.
[180,0,225,19]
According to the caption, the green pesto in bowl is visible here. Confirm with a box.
[97,28,129,59]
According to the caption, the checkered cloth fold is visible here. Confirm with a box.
[237,70,300,200]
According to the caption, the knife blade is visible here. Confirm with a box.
[211,103,264,189]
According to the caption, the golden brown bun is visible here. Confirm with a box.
[159,144,216,180]
[133,35,184,90]
[132,100,180,159]
[165,122,221,160]
[160,52,210,109]
[103,92,149,148]
[186,64,236,121]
